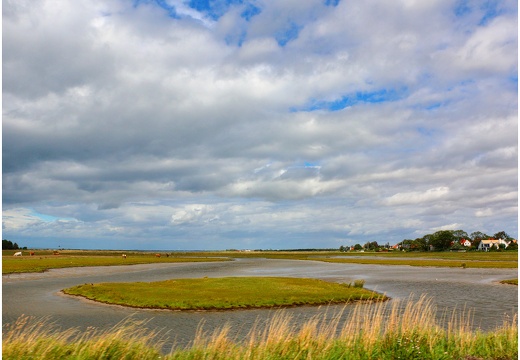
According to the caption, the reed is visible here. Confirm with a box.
[3,296,517,360]
[2,315,165,360]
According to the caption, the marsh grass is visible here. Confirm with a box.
[500,278,518,285]
[2,316,165,360]
[319,257,518,268]
[3,250,517,274]
[62,277,386,310]
[4,296,517,360]
[2,253,227,274]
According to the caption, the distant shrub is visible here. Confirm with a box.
[353,279,365,288]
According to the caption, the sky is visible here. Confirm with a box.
[2,0,518,250]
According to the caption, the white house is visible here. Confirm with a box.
[478,239,509,251]
[459,239,472,247]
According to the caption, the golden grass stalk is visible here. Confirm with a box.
[4,296,518,360]
[2,316,165,360]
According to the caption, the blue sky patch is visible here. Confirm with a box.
[187,0,246,21]
[225,30,247,46]
[241,3,261,21]
[303,161,321,168]
[416,127,438,138]
[453,0,505,26]
[424,103,443,111]
[293,87,408,112]
[30,210,75,223]
[188,0,211,12]
[454,0,472,17]
[509,74,518,85]
[275,22,302,46]
[478,0,503,25]
[324,0,340,7]
[134,0,179,18]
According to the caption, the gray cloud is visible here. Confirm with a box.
[3,0,517,249]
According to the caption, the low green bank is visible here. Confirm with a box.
[2,254,227,274]
[318,257,518,268]
[500,278,518,285]
[3,249,517,274]
[63,277,385,310]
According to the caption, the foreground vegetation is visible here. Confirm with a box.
[500,278,518,285]
[3,296,517,360]
[3,249,517,274]
[63,277,383,310]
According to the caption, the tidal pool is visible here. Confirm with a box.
[3,258,517,351]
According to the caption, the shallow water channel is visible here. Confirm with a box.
[3,258,518,351]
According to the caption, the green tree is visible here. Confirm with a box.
[470,231,489,241]
[363,241,379,251]
[2,239,18,250]
[413,237,429,251]
[493,231,511,240]
[452,230,469,241]
[353,244,362,251]
[470,231,488,250]
[401,239,413,250]
[450,241,464,250]
[430,230,456,251]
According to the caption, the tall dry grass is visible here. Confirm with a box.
[3,316,165,360]
[3,296,517,360]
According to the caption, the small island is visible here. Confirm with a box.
[62,277,387,311]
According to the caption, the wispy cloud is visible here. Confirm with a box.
[3,0,517,249]
[383,187,450,206]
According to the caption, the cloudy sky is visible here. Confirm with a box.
[3,0,518,250]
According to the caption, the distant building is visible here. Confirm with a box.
[459,239,472,247]
[478,239,510,251]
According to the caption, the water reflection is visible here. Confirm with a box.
[3,258,517,351]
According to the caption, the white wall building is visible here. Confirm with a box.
[477,239,510,251]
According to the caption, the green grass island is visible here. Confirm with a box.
[62,277,387,311]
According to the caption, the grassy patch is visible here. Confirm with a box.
[3,296,517,360]
[2,251,228,274]
[500,278,518,285]
[63,277,386,310]
[331,251,518,261]
[318,257,518,268]
[3,249,517,274]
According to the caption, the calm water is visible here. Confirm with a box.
[3,258,517,351]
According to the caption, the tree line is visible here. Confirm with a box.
[2,239,26,250]
[340,230,517,252]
